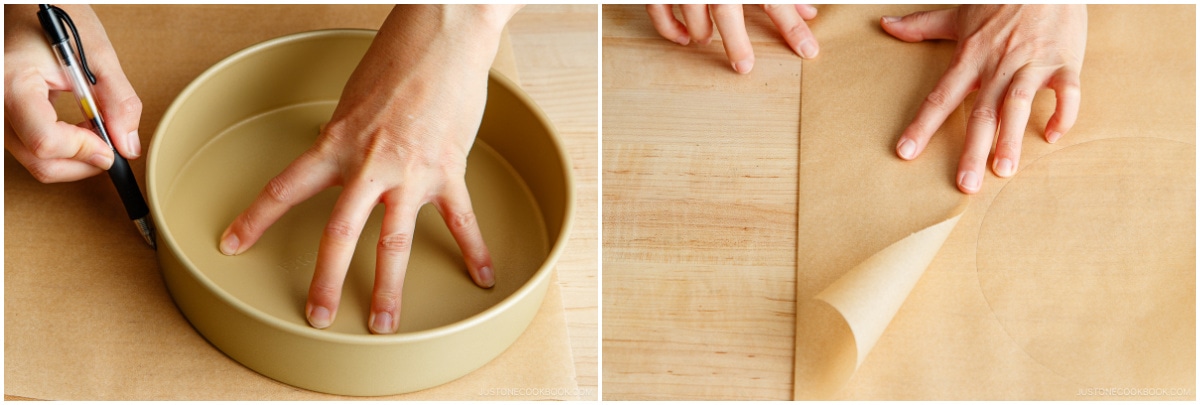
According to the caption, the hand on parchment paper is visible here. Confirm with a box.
[220,5,521,334]
[4,4,143,183]
[646,4,820,74]
[883,5,1087,194]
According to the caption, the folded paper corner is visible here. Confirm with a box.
[794,203,966,399]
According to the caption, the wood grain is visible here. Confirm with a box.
[508,5,600,399]
[601,4,800,400]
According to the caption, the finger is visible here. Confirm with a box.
[6,71,114,170]
[369,191,421,334]
[993,68,1048,178]
[435,181,494,289]
[646,5,691,46]
[958,76,1011,194]
[881,8,958,42]
[44,4,141,160]
[680,4,713,45]
[896,61,977,161]
[1044,68,1082,144]
[762,4,818,59]
[4,128,103,183]
[306,184,378,329]
[710,5,754,74]
[81,30,143,160]
[796,4,818,20]
[220,150,336,256]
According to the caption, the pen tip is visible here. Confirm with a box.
[134,216,157,250]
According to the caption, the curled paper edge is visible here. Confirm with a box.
[795,201,967,399]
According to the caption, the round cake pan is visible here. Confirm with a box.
[147,29,573,396]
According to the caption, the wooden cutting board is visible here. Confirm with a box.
[603,4,1195,400]
[602,4,803,400]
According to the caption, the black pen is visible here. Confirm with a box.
[37,4,155,249]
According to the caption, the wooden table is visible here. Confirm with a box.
[4,4,597,400]
[603,4,1195,400]
[602,5,801,400]
[509,5,599,398]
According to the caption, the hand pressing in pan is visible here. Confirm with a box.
[646,4,820,74]
[883,5,1087,193]
[4,4,143,183]
[219,5,522,334]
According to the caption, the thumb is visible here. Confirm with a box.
[881,8,958,42]
[91,63,143,160]
[69,5,144,160]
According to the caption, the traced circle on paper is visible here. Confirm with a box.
[977,137,1195,389]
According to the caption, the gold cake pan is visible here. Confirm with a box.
[147,29,573,396]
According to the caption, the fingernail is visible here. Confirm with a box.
[883,15,901,24]
[219,232,240,255]
[1047,131,1062,144]
[307,304,332,329]
[370,311,394,334]
[798,39,818,59]
[90,153,114,170]
[732,60,752,74]
[479,266,495,288]
[126,130,141,159]
[674,34,690,46]
[959,170,982,193]
[994,158,1015,178]
[897,138,917,160]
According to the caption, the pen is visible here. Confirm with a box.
[37,4,156,249]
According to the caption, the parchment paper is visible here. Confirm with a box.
[4,5,579,400]
[794,5,1194,400]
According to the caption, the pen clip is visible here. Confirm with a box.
[47,5,97,85]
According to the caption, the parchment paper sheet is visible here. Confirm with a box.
[4,5,579,400]
[794,5,1195,400]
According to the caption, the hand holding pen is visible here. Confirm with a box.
[4,4,154,247]
[5,4,142,182]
